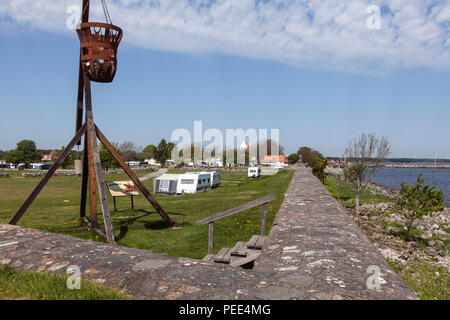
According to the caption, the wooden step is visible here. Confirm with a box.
[213,248,232,263]
[230,242,248,257]
[247,235,266,249]
[202,254,214,262]
[230,250,262,267]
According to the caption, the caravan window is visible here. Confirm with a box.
[181,179,195,184]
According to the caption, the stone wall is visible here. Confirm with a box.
[0,167,417,300]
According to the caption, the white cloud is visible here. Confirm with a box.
[1,0,449,73]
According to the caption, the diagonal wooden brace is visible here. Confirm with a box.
[9,123,87,225]
[95,125,179,228]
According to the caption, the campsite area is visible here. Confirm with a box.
[0,169,293,260]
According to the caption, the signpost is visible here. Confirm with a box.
[106,181,139,211]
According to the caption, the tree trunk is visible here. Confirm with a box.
[406,216,415,242]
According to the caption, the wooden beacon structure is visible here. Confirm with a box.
[9,0,179,243]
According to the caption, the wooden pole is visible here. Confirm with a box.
[95,125,179,227]
[208,222,214,254]
[9,124,87,225]
[84,75,115,243]
[75,0,90,145]
[86,120,98,228]
[79,133,89,218]
[261,202,268,236]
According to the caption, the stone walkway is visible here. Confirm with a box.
[0,167,417,300]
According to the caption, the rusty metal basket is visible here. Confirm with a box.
[76,22,123,83]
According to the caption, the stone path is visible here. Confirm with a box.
[0,167,417,299]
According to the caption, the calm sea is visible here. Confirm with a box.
[369,168,450,206]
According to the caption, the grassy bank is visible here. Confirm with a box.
[324,177,449,300]
[324,177,393,208]
[0,169,293,260]
[0,265,129,300]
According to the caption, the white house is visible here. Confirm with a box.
[145,158,160,166]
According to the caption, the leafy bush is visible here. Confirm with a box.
[395,173,444,241]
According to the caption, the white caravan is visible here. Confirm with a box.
[176,172,212,194]
[201,171,221,188]
[248,167,261,178]
[154,174,182,195]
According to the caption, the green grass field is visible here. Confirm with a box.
[0,169,293,260]
[0,265,130,300]
[324,177,393,208]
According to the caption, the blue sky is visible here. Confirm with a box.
[0,0,449,158]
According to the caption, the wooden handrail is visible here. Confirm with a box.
[197,194,276,254]
[197,195,276,225]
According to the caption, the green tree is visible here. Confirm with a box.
[395,173,444,241]
[297,147,324,167]
[287,153,299,165]
[139,144,157,161]
[6,140,40,165]
[100,143,120,171]
[312,157,328,183]
[344,133,390,221]
[155,139,171,166]
[0,150,8,160]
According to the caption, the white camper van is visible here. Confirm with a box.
[176,172,212,194]
[154,174,181,195]
[248,167,261,178]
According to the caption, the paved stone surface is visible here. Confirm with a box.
[253,167,417,300]
[0,167,417,300]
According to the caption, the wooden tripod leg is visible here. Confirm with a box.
[87,119,114,243]
[86,123,98,228]
[95,125,179,227]
[9,124,87,225]
[84,76,115,243]
[80,133,89,218]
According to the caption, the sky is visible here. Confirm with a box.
[0,0,449,158]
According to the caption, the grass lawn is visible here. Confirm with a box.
[0,169,293,260]
[324,177,393,208]
[387,259,449,300]
[0,265,130,300]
